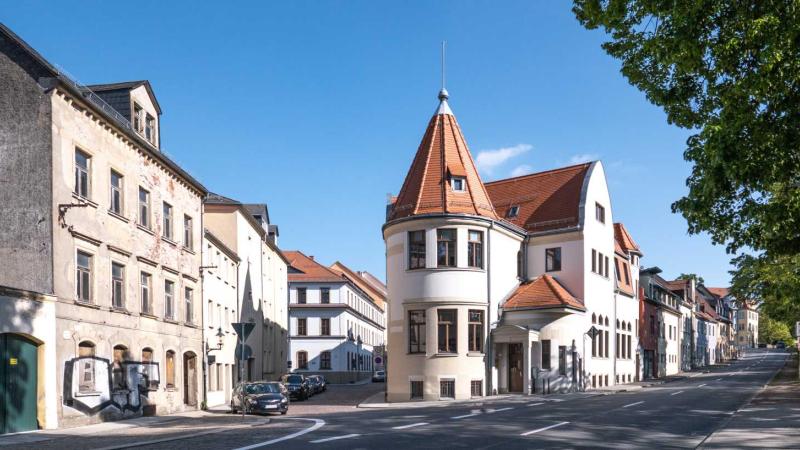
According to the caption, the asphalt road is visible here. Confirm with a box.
[8,349,790,449]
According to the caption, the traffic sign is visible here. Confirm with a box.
[232,322,255,341]
[587,326,600,339]
[235,343,253,360]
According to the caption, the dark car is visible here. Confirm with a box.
[308,375,327,394]
[776,341,786,349]
[230,382,288,415]
[280,374,311,400]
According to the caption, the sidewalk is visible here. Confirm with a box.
[701,353,800,448]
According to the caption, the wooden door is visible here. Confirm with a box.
[1,334,38,434]
[183,353,197,406]
[508,343,523,393]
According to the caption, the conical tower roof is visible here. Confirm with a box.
[388,90,498,221]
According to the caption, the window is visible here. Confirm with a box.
[440,379,455,399]
[545,247,562,272]
[110,170,123,214]
[408,230,426,269]
[140,272,152,314]
[409,310,426,353]
[410,380,423,399]
[438,309,457,353]
[516,250,523,278]
[297,351,308,369]
[542,340,551,370]
[112,345,127,390]
[145,114,155,143]
[507,205,519,218]
[162,203,173,240]
[451,177,466,192]
[177,215,191,251]
[111,262,125,309]
[437,229,456,267]
[595,203,605,223]
[164,280,175,319]
[297,318,307,336]
[138,187,150,228]
[141,348,157,389]
[465,230,484,269]
[471,380,483,397]
[185,287,194,324]
[615,259,622,282]
[297,288,307,304]
[604,330,609,357]
[558,346,567,375]
[320,351,331,370]
[76,251,92,303]
[165,351,175,388]
[78,341,96,393]
[604,256,610,278]
[74,149,91,198]
[591,249,597,273]
[468,310,484,353]
[321,287,330,304]
[321,318,330,336]
[134,104,144,132]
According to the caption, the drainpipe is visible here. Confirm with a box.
[200,206,208,410]
[485,222,493,396]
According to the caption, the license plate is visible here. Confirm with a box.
[262,404,278,409]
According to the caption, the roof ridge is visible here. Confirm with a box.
[484,162,593,186]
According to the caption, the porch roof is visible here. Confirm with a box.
[502,275,585,312]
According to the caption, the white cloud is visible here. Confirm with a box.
[475,144,532,173]
[510,164,533,178]
[569,153,599,165]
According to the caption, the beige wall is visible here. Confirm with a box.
[50,88,204,427]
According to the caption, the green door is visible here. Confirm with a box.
[0,334,39,434]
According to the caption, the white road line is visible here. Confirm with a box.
[310,434,361,444]
[670,391,684,396]
[520,421,570,436]
[488,407,514,413]
[392,422,429,430]
[622,401,644,408]
[233,418,325,449]
[698,384,707,388]
[452,413,480,419]
[716,378,723,381]
[526,402,544,407]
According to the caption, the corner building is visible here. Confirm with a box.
[384,90,636,401]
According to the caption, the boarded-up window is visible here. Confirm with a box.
[166,350,176,388]
[141,348,158,389]
[112,345,127,390]
[78,341,96,393]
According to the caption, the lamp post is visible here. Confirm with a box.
[207,327,224,353]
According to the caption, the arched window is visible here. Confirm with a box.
[165,350,176,388]
[616,319,620,328]
[78,341,96,393]
[297,351,308,370]
[141,348,157,389]
[604,317,609,327]
[112,344,128,390]
[592,313,597,324]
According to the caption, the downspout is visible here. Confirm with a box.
[485,222,493,396]
[200,208,207,410]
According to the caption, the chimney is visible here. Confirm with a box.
[309,255,314,260]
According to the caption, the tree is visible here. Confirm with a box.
[759,313,796,347]
[729,253,800,329]
[572,1,800,257]
[678,273,705,285]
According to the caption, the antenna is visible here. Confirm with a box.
[441,41,446,91]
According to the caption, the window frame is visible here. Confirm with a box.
[297,351,308,370]
[451,177,466,192]
[164,280,175,319]
[545,247,562,272]
[162,202,173,240]
[183,215,194,250]
[297,287,307,304]
[320,318,331,336]
[320,287,330,304]
[297,318,307,336]
[467,230,483,269]
[410,380,423,399]
[468,309,484,353]
[74,148,91,199]
[320,351,331,370]
[541,339,551,370]
[76,250,93,303]
[140,271,152,314]
[165,350,176,389]
[436,229,457,268]
[110,170,123,215]
[408,230,426,270]
[111,262,125,309]
[595,202,605,224]
[78,341,97,393]
[138,187,151,229]
[184,287,194,324]
[437,309,457,354]
[408,310,426,354]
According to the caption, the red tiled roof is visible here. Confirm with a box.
[707,287,730,298]
[614,223,641,254]
[284,251,344,283]
[329,261,387,311]
[389,94,498,221]
[485,163,591,233]
[502,275,585,311]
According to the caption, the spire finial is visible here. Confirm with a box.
[439,41,448,101]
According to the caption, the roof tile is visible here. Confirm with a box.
[502,275,585,311]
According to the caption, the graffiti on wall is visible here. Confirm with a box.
[63,356,160,415]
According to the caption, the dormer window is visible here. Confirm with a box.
[451,177,466,192]
[145,114,155,143]
[507,205,520,218]
[595,202,605,224]
[133,104,144,133]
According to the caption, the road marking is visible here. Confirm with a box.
[392,422,429,430]
[670,391,684,396]
[698,384,707,388]
[526,402,544,407]
[233,418,325,449]
[716,378,723,381]
[488,407,514,413]
[520,421,570,436]
[310,434,361,444]
[623,401,644,408]
[452,413,480,419]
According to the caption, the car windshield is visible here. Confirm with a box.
[283,375,303,384]
[245,383,281,394]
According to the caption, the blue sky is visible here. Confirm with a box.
[2,1,734,286]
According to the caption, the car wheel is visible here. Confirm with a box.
[281,410,287,415]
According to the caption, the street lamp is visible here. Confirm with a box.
[207,327,224,353]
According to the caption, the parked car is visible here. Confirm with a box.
[280,374,311,400]
[758,343,768,348]
[230,381,288,415]
[776,341,786,349]
[307,375,327,393]
[372,370,386,382]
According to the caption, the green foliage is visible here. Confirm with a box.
[730,253,800,328]
[573,1,800,256]
[678,273,705,284]
[759,313,796,347]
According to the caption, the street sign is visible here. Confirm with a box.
[374,356,383,365]
[235,343,253,360]
[232,322,255,341]
[587,326,600,339]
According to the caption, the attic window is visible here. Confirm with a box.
[507,206,520,218]
[133,103,144,133]
[451,177,466,192]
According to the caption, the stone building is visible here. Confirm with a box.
[0,24,206,431]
